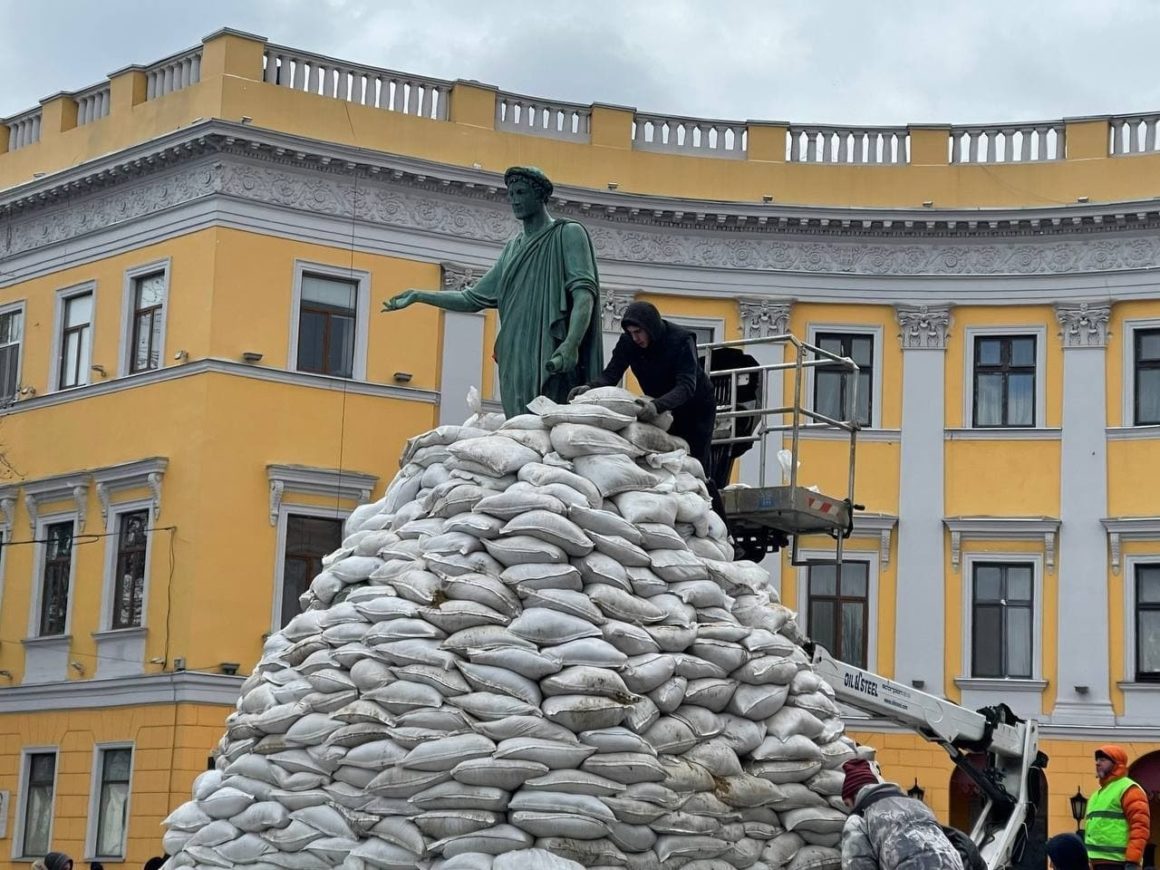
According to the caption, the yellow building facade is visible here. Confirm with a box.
[2,26,1160,866]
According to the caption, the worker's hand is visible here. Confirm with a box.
[382,291,418,312]
[635,398,660,422]
[546,344,579,376]
[567,385,591,402]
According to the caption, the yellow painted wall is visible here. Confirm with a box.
[945,441,1061,516]
[0,704,227,865]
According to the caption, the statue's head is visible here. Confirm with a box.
[504,166,553,219]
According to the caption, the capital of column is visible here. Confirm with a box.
[738,297,792,341]
[896,304,952,350]
[601,289,636,332]
[440,261,479,291]
[1056,301,1111,348]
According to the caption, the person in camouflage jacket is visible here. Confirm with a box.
[840,759,964,870]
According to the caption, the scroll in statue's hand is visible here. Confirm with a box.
[382,291,418,312]
[545,345,579,376]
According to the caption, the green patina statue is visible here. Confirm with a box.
[383,166,604,417]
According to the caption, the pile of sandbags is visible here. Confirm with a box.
[161,387,868,870]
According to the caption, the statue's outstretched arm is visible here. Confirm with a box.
[382,289,484,314]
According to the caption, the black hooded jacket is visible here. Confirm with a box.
[589,301,717,440]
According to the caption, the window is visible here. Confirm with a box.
[296,274,357,378]
[1135,564,1160,682]
[111,511,148,630]
[806,561,869,669]
[39,522,73,637]
[971,562,1033,678]
[58,291,93,389]
[0,307,22,403]
[129,272,165,373]
[1134,329,1160,426]
[973,335,1036,427]
[280,515,343,628]
[815,332,873,427]
[92,747,131,857]
[20,752,56,857]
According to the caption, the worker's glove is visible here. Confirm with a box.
[567,385,591,402]
[635,398,660,422]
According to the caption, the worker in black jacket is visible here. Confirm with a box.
[570,300,720,490]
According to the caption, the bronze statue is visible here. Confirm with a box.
[383,166,603,417]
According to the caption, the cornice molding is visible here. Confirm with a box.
[8,123,1160,279]
[267,464,378,525]
[1100,516,1160,574]
[943,516,1061,573]
[1056,301,1112,348]
[896,304,952,349]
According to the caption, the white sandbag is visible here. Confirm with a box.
[197,787,254,820]
[566,504,643,542]
[571,386,641,417]
[753,734,823,763]
[447,436,541,476]
[614,491,679,525]
[788,845,843,870]
[577,552,635,590]
[671,705,725,740]
[186,820,242,849]
[494,736,594,768]
[411,781,511,813]
[684,737,744,777]
[619,421,687,454]
[571,454,658,497]
[752,759,825,785]
[457,662,542,706]
[540,402,635,431]
[469,646,563,680]
[349,837,420,870]
[541,638,627,669]
[421,601,510,633]
[522,769,625,797]
[484,535,569,567]
[451,757,549,791]
[510,607,603,645]
[444,513,506,540]
[541,665,633,700]
[729,683,791,720]
[531,837,628,867]
[786,691,841,718]
[637,522,689,550]
[683,677,736,712]
[781,807,847,834]
[500,427,553,454]
[421,532,483,556]
[648,676,688,713]
[441,573,521,617]
[416,809,502,840]
[655,834,729,863]
[716,774,785,809]
[588,532,652,567]
[542,694,630,731]
[447,692,541,721]
[215,833,276,863]
[398,733,497,771]
[230,800,291,832]
[601,620,660,656]
[550,423,643,459]
[290,804,356,838]
[521,588,605,624]
[441,625,535,653]
[502,511,594,557]
[642,717,698,754]
[652,811,722,835]
[509,790,617,822]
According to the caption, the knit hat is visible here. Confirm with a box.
[841,758,880,804]
[1046,833,1088,870]
[43,853,71,870]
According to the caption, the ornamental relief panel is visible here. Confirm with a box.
[6,154,1160,279]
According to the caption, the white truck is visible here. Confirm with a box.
[811,645,1048,870]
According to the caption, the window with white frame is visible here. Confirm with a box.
[19,751,57,857]
[90,746,132,858]
[972,335,1037,428]
[38,522,74,637]
[970,561,1034,678]
[280,514,343,628]
[1134,563,1160,682]
[806,560,870,669]
[111,510,149,630]
[1133,328,1160,426]
[814,332,873,427]
[58,291,94,390]
[0,305,23,403]
[295,272,359,378]
[128,271,166,374]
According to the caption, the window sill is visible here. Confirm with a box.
[945,428,1061,441]
[92,627,147,641]
[955,677,1047,692]
[1117,681,1160,692]
[1107,426,1160,441]
[21,634,71,648]
[798,428,900,443]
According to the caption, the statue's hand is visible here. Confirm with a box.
[545,344,579,376]
[383,291,418,312]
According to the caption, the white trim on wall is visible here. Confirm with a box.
[1120,317,1160,427]
[805,322,884,430]
[27,512,80,640]
[117,258,171,378]
[794,547,879,673]
[84,741,135,861]
[0,300,26,403]
[271,503,349,634]
[12,746,59,860]
[667,315,726,349]
[961,324,1048,429]
[48,281,97,393]
[288,260,371,381]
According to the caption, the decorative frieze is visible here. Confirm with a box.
[896,304,952,349]
[738,298,792,340]
[440,261,480,291]
[601,290,636,332]
[1056,301,1111,348]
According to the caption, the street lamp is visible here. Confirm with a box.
[907,778,926,803]
[1070,787,1088,836]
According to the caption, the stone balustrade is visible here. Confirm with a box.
[6,29,1160,173]
[75,85,111,126]
[787,125,909,164]
[263,44,450,121]
[495,92,590,143]
[5,109,41,151]
[1109,112,1160,156]
[632,113,747,159]
[949,122,1064,163]
[145,48,202,100]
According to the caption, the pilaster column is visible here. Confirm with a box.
[601,290,636,364]
[1053,302,1115,724]
[438,262,487,424]
[894,304,952,693]
[737,297,792,594]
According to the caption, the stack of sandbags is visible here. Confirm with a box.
[162,386,870,870]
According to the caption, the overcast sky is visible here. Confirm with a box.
[2,1,1160,126]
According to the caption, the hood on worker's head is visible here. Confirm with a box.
[621,301,665,343]
[1095,744,1129,781]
